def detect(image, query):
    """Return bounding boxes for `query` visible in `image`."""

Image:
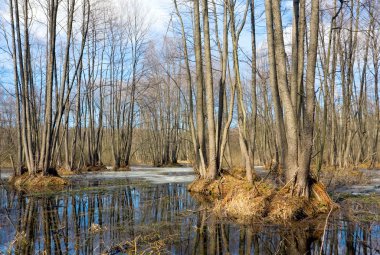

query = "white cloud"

[141,0,172,34]
[112,0,173,35]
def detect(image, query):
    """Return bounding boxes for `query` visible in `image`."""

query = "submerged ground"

[0,166,379,254]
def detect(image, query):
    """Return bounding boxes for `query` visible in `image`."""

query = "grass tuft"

[188,170,336,222]
[9,172,68,191]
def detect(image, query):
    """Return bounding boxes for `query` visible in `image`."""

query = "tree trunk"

[9,0,23,176]
[264,0,287,171]
[250,0,257,173]
[202,0,217,179]
[193,0,207,177]
[297,0,320,197]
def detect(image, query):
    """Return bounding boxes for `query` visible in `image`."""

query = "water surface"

[0,167,379,254]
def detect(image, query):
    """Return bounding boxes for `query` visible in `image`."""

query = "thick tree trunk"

[193,0,207,177]
[202,0,217,179]
[271,0,299,181]
[40,0,59,174]
[265,0,320,197]
[297,0,320,197]
[264,0,287,171]
[212,0,228,175]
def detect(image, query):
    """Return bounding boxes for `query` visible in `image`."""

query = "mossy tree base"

[188,172,337,222]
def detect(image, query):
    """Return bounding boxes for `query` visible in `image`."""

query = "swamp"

[0,0,380,254]
[0,167,379,254]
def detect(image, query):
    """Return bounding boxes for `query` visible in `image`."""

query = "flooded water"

[0,167,379,254]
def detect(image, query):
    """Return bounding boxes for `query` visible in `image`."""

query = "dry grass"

[188,171,336,222]
[271,180,336,220]
[316,166,368,190]
[89,223,107,234]
[268,195,309,220]
[82,164,107,172]
[104,224,178,254]
[6,231,27,253]
[338,194,380,222]
[9,172,68,191]
[177,159,191,165]
[187,178,221,196]
[215,189,271,223]
[356,162,380,169]
[116,165,131,171]
[57,167,77,176]
[188,171,253,198]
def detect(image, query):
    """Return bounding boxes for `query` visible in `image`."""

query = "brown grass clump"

[188,172,253,197]
[357,162,380,170]
[88,223,107,234]
[227,167,246,179]
[9,172,68,191]
[215,190,271,222]
[105,225,177,254]
[157,162,184,167]
[268,181,336,221]
[187,178,221,196]
[82,164,107,172]
[268,195,309,220]
[57,167,77,176]
[116,165,131,171]
[316,166,368,190]
[188,172,335,222]
[177,159,191,165]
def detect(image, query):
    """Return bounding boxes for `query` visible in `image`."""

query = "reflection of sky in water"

[0,167,379,254]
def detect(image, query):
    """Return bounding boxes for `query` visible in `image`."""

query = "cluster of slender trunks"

[3,0,379,198]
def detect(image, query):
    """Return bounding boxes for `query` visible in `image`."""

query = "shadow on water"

[0,173,379,254]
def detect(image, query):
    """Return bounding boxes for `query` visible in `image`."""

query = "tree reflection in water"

[0,183,378,254]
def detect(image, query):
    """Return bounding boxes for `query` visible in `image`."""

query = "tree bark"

[297,0,320,197]
[193,0,207,177]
